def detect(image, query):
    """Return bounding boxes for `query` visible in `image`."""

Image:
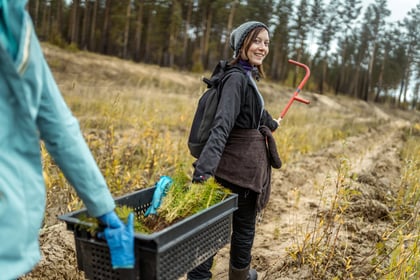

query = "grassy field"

[35,43,419,279]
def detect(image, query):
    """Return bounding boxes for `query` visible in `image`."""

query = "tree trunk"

[181,0,193,68]
[365,42,377,102]
[335,43,347,95]
[164,0,181,67]
[223,0,238,59]
[100,0,112,54]
[292,39,303,88]
[69,0,80,44]
[54,0,63,37]
[412,82,419,110]
[200,3,213,69]
[374,51,387,103]
[29,0,40,29]
[123,0,132,59]
[398,76,405,107]
[318,56,328,94]
[89,0,98,51]
[41,1,50,39]
[81,0,90,50]
[402,66,411,106]
[133,0,144,62]
[143,3,155,64]
[270,46,281,80]
[278,50,289,82]
[349,66,360,98]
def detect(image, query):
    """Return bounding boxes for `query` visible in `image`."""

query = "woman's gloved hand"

[192,174,209,183]
[97,211,135,269]
[144,175,173,216]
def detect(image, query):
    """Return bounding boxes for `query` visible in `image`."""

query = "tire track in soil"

[210,119,409,279]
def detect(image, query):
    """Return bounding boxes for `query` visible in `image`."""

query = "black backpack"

[188,60,241,158]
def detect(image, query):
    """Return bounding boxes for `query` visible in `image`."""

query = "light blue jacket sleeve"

[36,55,116,217]
[0,1,117,278]
[2,0,116,217]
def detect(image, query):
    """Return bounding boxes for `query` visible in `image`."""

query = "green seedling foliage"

[76,205,151,235]
[77,169,231,235]
[158,175,231,224]
[75,213,99,236]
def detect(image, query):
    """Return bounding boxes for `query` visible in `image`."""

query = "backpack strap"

[203,60,248,97]
[203,60,230,88]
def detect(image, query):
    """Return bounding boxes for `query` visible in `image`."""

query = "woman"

[188,21,281,280]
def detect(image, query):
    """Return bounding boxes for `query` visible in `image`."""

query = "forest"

[27,0,419,109]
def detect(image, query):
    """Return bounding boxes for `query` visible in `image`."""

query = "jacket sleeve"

[261,109,279,132]
[35,52,115,218]
[193,72,246,181]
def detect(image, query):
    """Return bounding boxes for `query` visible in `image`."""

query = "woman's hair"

[230,26,268,79]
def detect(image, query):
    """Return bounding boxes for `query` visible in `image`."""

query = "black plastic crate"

[59,186,238,280]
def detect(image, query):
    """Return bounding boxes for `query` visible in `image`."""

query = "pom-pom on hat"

[230,21,269,58]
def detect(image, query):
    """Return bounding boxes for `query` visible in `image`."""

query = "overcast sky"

[361,0,419,22]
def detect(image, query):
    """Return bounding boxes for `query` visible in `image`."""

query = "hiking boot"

[248,268,258,280]
[229,263,258,280]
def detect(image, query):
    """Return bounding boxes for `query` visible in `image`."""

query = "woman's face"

[241,29,270,66]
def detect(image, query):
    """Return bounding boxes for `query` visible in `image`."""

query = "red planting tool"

[277,59,311,123]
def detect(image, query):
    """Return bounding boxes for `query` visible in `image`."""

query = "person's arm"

[261,109,279,132]
[36,56,115,216]
[193,72,245,182]
[34,38,134,268]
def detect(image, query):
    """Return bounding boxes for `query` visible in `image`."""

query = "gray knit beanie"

[230,21,269,58]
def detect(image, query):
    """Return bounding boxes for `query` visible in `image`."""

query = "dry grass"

[41,42,388,215]
[41,43,419,278]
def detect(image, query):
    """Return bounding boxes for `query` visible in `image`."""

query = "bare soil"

[208,105,413,280]
[20,45,419,280]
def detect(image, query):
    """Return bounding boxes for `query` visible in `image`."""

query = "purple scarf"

[239,59,260,81]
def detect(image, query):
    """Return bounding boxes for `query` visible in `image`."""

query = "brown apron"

[215,127,281,210]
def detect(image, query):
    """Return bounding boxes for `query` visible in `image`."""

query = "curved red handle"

[279,59,311,120]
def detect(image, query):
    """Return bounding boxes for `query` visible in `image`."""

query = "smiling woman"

[241,28,270,67]
[187,21,281,280]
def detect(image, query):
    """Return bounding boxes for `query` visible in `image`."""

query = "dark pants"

[187,177,258,280]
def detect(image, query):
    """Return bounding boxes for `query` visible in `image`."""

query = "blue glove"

[144,175,173,216]
[97,211,135,269]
